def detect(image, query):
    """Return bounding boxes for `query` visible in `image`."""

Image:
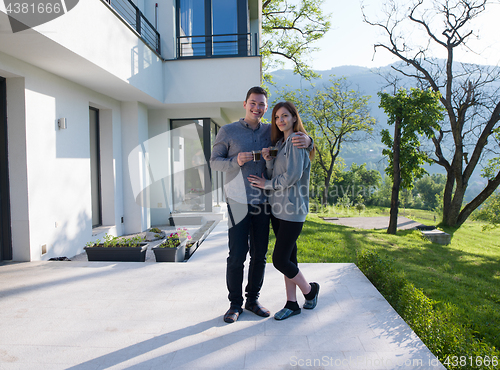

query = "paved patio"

[0,221,445,369]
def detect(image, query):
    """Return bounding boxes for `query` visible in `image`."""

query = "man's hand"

[237,152,253,166]
[291,132,312,149]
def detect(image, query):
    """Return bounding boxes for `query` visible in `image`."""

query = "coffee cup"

[252,150,262,162]
[269,146,278,158]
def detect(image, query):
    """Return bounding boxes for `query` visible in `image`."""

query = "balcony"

[105,0,161,55]
[177,33,259,59]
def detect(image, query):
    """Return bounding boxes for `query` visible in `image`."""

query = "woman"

[248,101,319,320]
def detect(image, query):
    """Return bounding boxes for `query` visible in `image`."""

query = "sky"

[307,0,500,71]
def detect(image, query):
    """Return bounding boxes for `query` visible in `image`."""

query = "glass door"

[212,0,238,55]
[210,121,223,206]
[0,76,12,261]
[171,119,206,212]
[89,108,102,228]
[178,0,207,56]
[177,0,249,57]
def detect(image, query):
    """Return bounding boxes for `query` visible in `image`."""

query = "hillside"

[267,65,397,173]
[266,65,490,200]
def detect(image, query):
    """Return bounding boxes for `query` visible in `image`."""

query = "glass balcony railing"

[105,0,161,55]
[177,33,259,58]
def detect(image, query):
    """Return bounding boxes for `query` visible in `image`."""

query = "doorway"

[170,118,221,212]
[0,77,12,261]
[89,107,102,228]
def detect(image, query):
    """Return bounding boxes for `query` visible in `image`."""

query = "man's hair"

[245,86,268,101]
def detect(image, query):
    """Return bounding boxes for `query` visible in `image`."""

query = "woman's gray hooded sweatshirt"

[264,132,311,222]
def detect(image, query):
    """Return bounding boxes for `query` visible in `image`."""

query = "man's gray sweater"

[210,119,272,205]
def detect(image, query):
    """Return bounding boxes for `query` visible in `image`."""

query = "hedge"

[356,250,499,369]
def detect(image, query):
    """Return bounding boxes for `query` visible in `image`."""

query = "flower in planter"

[176,227,192,241]
[84,234,144,248]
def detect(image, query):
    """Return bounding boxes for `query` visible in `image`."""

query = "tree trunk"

[456,171,500,227]
[388,118,402,234]
[442,153,466,227]
[441,170,455,226]
[322,165,334,205]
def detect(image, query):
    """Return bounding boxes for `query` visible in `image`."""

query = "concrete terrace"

[0,221,445,370]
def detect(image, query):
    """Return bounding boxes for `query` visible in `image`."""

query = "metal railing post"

[136,9,141,35]
[254,33,258,56]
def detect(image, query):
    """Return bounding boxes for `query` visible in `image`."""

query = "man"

[210,87,312,323]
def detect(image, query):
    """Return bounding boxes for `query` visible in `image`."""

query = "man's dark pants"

[226,199,270,308]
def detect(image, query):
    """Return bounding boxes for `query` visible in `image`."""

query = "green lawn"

[267,207,500,351]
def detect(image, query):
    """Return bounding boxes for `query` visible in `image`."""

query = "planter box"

[184,241,199,260]
[153,242,186,262]
[84,243,148,262]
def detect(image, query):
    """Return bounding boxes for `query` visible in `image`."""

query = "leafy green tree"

[335,163,381,205]
[278,77,376,204]
[472,128,500,229]
[262,0,331,83]
[364,0,500,227]
[413,174,446,211]
[371,174,392,208]
[379,88,444,234]
[471,191,500,229]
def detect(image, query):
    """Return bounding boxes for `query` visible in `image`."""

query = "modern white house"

[0,0,262,261]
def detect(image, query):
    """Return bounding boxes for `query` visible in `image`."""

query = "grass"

[267,207,500,352]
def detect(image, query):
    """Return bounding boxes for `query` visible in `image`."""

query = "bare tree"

[363,0,500,227]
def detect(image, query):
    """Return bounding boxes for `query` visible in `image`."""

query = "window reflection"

[171,120,206,212]
[177,0,249,57]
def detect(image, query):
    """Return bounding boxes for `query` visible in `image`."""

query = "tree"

[279,77,377,205]
[262,0,331,83]
[363,0,500,228]
[413,173,446,210]
[371,174,393,208]
[336,163,381,205]
[471,191,500,229]
[379,88,444,234]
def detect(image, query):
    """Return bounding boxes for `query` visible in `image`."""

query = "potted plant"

[84,234,147,262]
[152,230,187,262]
[212,204,222,213]
[185,239,198,259]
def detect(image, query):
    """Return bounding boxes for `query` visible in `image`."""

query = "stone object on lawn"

[421,229,451,245]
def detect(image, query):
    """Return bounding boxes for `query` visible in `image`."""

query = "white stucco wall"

[0,52,128,261]
[163,57,261,105]
[0,0,164,104]
[0,0,263,261]
[121,101,151,235]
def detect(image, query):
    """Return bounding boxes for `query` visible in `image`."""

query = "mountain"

[266,65,395,173]
[266,65,491,200]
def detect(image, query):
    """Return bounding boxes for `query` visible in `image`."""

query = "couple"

[210,86,319,323]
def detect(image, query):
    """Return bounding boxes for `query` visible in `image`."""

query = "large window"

[177,0,250,57]
[170,119,222,213]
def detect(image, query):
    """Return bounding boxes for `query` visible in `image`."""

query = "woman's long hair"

[271,101,315,160]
